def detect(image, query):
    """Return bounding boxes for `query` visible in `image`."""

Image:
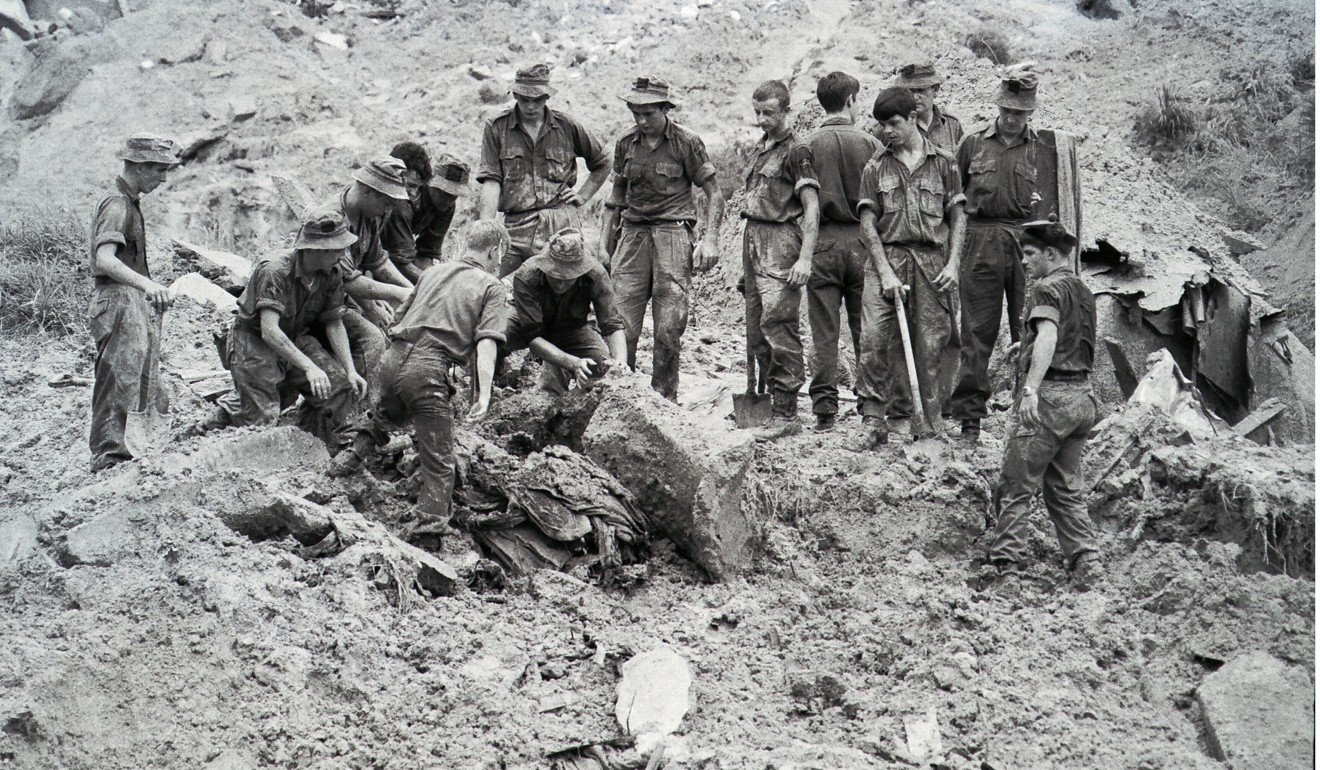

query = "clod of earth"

[1195,650,1314,769]
[615,644,692,755]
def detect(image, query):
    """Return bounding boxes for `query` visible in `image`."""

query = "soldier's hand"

[306,366,332,400]
[1018,391,1040,430]
[146,284,176,313]
[879,272,905,298]
[786,257,812,288]
[693,239,719,273]
[347,372,369,400]
[568,357,596,389]
[468,399,490,421]
[933,263,959,293]
[1005,341,1022,368]
[563,189,586,207]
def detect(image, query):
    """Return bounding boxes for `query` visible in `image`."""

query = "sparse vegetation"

[0,208,90,335]
[963,27,1014,66]
[1133,85,1199,151]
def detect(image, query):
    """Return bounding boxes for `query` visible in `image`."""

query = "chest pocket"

[652,160,686,195]
[544,146,574,183]
[745,155,784,188]
[1013,161,1038,183]
[916,178,944,217]
[874,172,903,214]
[968,154,997,176]
[501,146,530,180]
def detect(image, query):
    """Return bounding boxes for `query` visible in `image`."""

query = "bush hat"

[622,76,678,107]
[510,63,555,98]
[995,62,1039,110]
[430,154,472,197]
[1021,214,1077,252]
[536,227,596,281]
[353,156,410,201]
[295,207,358,250]
[893,63,944,90]
[116,133,180,166]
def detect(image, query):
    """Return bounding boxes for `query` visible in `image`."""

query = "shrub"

[963,28,1014,66]
[1133,85,1199,151]
[0,208,90,336]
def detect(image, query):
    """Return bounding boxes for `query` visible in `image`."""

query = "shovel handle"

[893,289,929,434]
[137,311,164,411]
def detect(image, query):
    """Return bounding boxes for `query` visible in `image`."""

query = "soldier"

[505,228,628,394]
[853,88,966,446]
[602,75,724,401]
[891,63,964,152]
[87,133,179,471]
[804,71,881,432]
[201,209,377,448]
[950,65,1054,440]
[477,63,610,277]
[981,217,1101,588]
[332,156,416,336]
[330,222,511,544]
[739,80,820,440]
[383,142,467,282]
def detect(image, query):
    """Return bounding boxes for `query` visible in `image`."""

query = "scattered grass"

[1133,85,1199,151]
[963,27,1014,66]
[0,208,89,336]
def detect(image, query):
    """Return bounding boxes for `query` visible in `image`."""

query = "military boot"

[328,431,378,478]
[755,392,802,442]
[847,416,888,451]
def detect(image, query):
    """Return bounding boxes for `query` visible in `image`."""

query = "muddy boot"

[180,407,230,438]
[1070,551,1103,590]
[755,393,802,442]
[813,414,836,433]
[967,557,1025,592]
[959,418,981,440]
[404,514,453,551]
[847,416,888,451]
[328,431,377,478]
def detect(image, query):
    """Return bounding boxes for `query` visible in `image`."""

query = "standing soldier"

[739,80,820,440]
[505,228,628,394]
[981,217,1101,588]
[477,63,611,278]
[330,222,511,545]
[891,63,963,151]
[853,88,966,446]
[804,71,881,432]
[603,76,725,401]
[332,156,416,337]
[196,209,375,448]
[950,65,1055,440]
[384,142,467,282]
[87,133,179,471]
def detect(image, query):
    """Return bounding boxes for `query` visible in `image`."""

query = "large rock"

[60,509,137,567]
[0,514,37,567]
[162,426,330,477]
[583,378,758,580]
[1196,650,1313,769]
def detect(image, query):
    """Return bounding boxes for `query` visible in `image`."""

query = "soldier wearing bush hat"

[86,132,181,471]
[477,62,610,277]
[384,143,468,282]
[890,62,964,152]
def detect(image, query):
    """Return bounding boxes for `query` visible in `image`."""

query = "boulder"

[60,509,137,567]
[162,426,330,477]
[1196,650,1313,769]
[583,377,758,580]
[169,273,238,314]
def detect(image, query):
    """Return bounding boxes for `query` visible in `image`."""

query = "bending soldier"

[333,156,416,333]
[383,142,466,282]
[87,133,180,471]
[603,75,725,401]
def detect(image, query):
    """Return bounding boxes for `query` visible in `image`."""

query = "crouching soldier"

[330,221,510,543]
[505,228,628,393]
[88,133,180,471]
[197,209,379,447]
[982,217,1102,588]
[853,88,966,446]
[384,142,467,282]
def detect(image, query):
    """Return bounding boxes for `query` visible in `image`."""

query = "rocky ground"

[0,0,1314,767]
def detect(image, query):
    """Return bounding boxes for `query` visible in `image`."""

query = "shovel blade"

[124,407,171,458]
[732,393,773,429]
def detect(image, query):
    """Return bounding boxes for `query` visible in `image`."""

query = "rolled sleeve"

[248,264,288,319]
[787,144,819,193]
[856,161,881,214]
[682,134,716,187]
[92,198,130,250]
[605,139,629,208]
[573,121,609,173]
[1027,283,1062,326]
[941,156,966,213]
[477,284,510,345]
[318,276,347,324]
[476,120,504,186]
[504,273,543,347]
[382,202,417,265]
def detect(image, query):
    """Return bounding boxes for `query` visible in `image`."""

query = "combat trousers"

[88,284,165,470]
[612,221,693,401]
[536,326,611,394]
[951,221,1026,421]
[743,221,805,412]
[988,380,1101,565]
[806,222,866,417]
[216,320,382,448]
[855,244,953,431]
[356,337,458,525]
[501,206,576,278]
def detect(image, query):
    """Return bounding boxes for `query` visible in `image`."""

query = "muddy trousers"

[951,220,1026,421]
[988,380,1101,565]
[612,221,693,401]
[216,321,382,449]
[500,206,577,278]
[88,284,165,470]
[535,326,611,394]
[354,337,458,524]
[806,224,866,417]
[855,245,953,431]
[743,221,805,414]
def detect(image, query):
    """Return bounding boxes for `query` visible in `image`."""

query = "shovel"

[894,287,932,439]
[124,313,170,458]
[733,346,773,429]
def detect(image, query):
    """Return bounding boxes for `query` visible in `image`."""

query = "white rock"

[615,645,692,754]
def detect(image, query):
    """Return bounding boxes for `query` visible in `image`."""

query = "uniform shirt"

[957,121,1042,221]
[234,250,347,337]
[740,131,819,224]
[607,120,717,224]
[89,176,149,285]
[329,187,389,282]
[505,257,625,350]
[858,139,965,247]
[389,259,508,362]
[1022,272,1096,375]
[477,107,609,215]
[804,117,881,225]
[382,186,457,264]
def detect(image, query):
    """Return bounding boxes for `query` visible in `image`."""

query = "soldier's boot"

[328,430,378,478]
[754,392,802,443]
[846,416,888,452]
[1070,551,1103,591]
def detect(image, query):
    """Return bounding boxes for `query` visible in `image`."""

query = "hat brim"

[526,252,597,281]
[354,170,411,201]
[894,74,944,89]
[117,150,181,167]
[510,83,555,98]
[429,178,470,197]
[295,231,358,250]
[621,92,677,107]
[995,92,1038,110]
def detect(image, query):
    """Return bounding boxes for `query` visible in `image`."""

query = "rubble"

[1196,650,1313,769]
[583,378,760,581]
[615,645,692,755]
[59,508,137,566]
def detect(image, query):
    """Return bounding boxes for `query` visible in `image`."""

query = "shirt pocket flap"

[655,161,684,179]
[1014,161,1038,181]
[757,157,784,177]
[969,155,997,174]
[875,172,902,192]
[544,146,573,163]
[500,145,527,160]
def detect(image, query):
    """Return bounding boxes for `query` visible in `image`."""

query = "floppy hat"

[353,156,410,201]
[1021,214,1077,252]
[295,207,359,250]
[533,227,596,281]
[430,154,472,197]
[893,63,944,90]
[510,63,555,98]
[116,133,180,166]
[622,76,678,107]
[995,62,1039,110]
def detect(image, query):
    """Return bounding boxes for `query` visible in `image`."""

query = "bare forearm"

[93,248,159,292]
[577,167,610,204]
[859,212,895,280]
[325,319,357,377]
[373,260,413,290]
[798,190,820,263]
[260,320,315,373]
[1024,323,1057,391]
[701,182,724,244]
[529,336,575,369]
[605,330,627,362]
[474,338,497,405]
[346,275,411,303]
[602,209,621,257]
[478,181,500,220]
[946,204,967,271]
